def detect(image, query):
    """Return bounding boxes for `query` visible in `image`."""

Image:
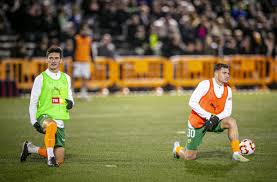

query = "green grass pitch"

[0,92,277,182]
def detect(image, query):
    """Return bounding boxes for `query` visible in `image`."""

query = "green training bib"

[36,72,70,121]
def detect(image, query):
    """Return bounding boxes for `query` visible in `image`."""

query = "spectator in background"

[57,7,69,34]
[61,22,77,42]
[12,2,43,40]
[138,4,151,33]
[265,32,275,57]
[151,1,162,19]
[127,14,141,44]
[238,35,253,54]
[252,31,266,54]
[152,10,181,43]
[179,15,196,44]
[231,1,248,20]
[73,26,93,99]
[133,25,147,55]
[162,35,185,57]
[41,5,60,40]
[147,25,162,55]
[82,0,100,19]
[99,1,129,36]
[127,14,149,54]
[223,38,237,55]
[223,29,238,55]
[205,35,221,56]
[97,33,116,59]
[223,11,237,30]
[14,39,28,58]
[0,0,277,58]
[194,39,205,55]
[49,38,60,47]
[234,29,243,47]
[34,36,48,57]
[0,12,10,34]
[183,42,195,55]
[62,38,74,75]
[196,16,208,41]
[69,5,83,31]
[63,39,74,58]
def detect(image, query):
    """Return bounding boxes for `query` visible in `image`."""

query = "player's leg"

[20,116,58,165]
[20,115,50,162]
[20,141,48,162]
[81,78,89,97]
[73,62,82,95]
[221,117,249,162]
[173,121,204,160]
[20,141,32,162]
[42,119,58,166]
[80,62,91,99]
[54,127,66,166]
[55,147,65,165]
[173,142,197,160]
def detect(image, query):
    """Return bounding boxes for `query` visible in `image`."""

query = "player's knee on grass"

[183,150,197,160]
[55,147,65,165]
[179,150,197,160]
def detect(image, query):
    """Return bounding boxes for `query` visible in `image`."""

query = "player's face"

[47,52,62,73]
[215,68,230,84]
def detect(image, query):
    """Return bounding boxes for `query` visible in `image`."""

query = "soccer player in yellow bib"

[20,46,74,167]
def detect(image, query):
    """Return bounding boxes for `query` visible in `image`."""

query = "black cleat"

[48,157,59,167]
[20,141,31,162]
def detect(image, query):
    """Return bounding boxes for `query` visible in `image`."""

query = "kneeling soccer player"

[20,46,74,167]
[173,63,249,162]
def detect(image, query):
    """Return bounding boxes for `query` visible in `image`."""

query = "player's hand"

[65,99,73,110]
[203,115,220,132]
[33,122,45,134]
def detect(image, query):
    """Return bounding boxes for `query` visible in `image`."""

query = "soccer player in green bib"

[20,46,74,167]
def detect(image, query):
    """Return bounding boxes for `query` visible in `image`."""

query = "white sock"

[233,151,239,155]
[47,148,55,160]
[27,143,39,154]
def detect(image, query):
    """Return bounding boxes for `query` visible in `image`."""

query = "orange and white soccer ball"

[239,139,256,155]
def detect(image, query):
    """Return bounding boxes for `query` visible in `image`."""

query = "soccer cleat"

[232,153,250,162]
[173,141,180,159]
[20,141,31,162]
[48,157,59,167]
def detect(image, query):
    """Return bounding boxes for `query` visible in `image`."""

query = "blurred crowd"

[0,0,276,59]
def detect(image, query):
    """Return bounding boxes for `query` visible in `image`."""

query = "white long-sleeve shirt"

[29,69,74,128]
[189,78,232,120]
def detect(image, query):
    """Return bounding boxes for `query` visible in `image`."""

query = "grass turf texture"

[0,92,277,182]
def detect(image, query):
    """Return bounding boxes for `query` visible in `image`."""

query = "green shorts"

[37,114,65,148]
[185,121,225,150]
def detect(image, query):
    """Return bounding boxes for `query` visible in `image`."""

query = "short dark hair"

[214,63,229,72]
[46,46,63,58]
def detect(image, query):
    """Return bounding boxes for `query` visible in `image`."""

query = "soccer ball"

[239,139,256,155]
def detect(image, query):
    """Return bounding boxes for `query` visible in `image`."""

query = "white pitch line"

[176,131,186,134]
[105,164,117,168]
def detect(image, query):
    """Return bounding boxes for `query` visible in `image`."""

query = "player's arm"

[65,74,74,110]
[29,75,44,133]
[189,80,211,120]
[216,87,232,120]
